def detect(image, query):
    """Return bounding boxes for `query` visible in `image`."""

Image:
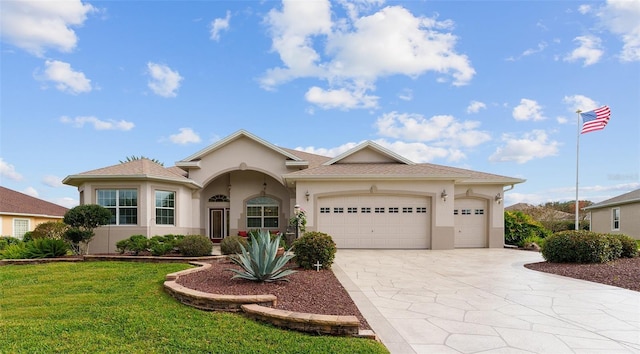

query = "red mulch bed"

[525,257,640,292]
[176,259,371,330]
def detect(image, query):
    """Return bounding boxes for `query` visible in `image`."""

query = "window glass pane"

[156,191,174,208]
[263,206,278,217]
[119,208,137,225]
[264,218,279,228]
[247,206,262,217]
[14,219,29,239]
[106,208,116,225]
[119,189,137,206]
[247,218,262,228]
[156,209,174,225]
[97,190,116,207]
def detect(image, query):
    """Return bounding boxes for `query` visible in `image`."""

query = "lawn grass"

[0,262,388,353]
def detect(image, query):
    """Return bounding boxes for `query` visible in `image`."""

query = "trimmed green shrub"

[0,236,22,251]
[605,234,638,258]
[22,231,34,242]
[542,230,624,263]
[504,211,550,246]
[115,235,149,255]
[30,221,68,240]
[23,239,69,258]
[220,235,249,255]
[149,235,175,256]
[292,231,337,270]
[177,235,212,257]
[228,230,296,282]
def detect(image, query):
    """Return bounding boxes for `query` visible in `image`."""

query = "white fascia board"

[175,161,201,169]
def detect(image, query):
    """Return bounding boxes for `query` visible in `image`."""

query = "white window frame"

[246,197,279,229]
[97,189,138,225]
[612,207,620,231]
[13,218,30,239]
[155,190,176,225]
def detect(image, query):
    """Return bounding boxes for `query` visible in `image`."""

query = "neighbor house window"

[155,191,175,225]
[612,208,620,230]
[246,197,279,228]
[97,189,138,225]
[13,219,29,239]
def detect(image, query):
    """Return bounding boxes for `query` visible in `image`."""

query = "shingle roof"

[284,161,524,184]
[0,186,68,217]
[584,189,640,210]
[63,159,201,188]
[278,147,332,168]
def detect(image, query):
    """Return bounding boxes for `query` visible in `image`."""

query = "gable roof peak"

[324,140,415,166]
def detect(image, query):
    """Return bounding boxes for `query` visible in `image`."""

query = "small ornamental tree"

[30,221,69,240]
[63,204,112,255]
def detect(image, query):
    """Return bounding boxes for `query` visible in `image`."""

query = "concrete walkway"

[332,249,640,354]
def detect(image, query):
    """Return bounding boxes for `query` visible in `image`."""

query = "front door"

[209,209,226,242]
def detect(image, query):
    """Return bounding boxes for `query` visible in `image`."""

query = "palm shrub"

[177,235,212,257]
[292,231,337,270]
[1,243,28,259]
[23,239,69,258]
[0,236,22,251]
[228,229,296,282]
[220,235,249,255]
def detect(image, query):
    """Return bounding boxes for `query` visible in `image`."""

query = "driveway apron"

[332,249,640,354]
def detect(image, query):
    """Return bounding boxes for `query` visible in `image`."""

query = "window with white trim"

[97,189,138,225]
[246,197,279,228]
[389,207,399,213]
[155,191,175,225]
[361,207,371,213]
[403,207,413,213]
[416,207,427,213]
[320,207,330,213]
[334,207,344,213]
[612,208,620,230]
[13,219,29,239]
[347,207,358,213]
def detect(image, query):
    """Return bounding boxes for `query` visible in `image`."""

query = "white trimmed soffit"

[176,129,306,165]
[1,212,65,219]
[62,174,202,190]
[284,174,465,183]
[323,141,415,166]
[455,177,526,185]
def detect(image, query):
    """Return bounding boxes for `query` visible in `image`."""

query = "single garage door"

[454,198,487,248]
[317,194,431,249]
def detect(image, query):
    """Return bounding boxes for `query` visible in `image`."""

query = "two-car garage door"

[317,195,431,249]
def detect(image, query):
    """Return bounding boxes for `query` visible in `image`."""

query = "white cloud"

[371,111,490,162]
[512,98,545,121]
[23,187,39,197]
[210,11,231,41]
[54,197,79,209]
[295,141,360,157]
[563,94,599,112]
[598,0,640,62]
[40,60,91,94]
[564,35,603,66]
[556,116,569,124]
[578,4,592,14]
[398,88,413,101]
[147,62,183,98]
[305,86,378,110]
[466,100,486,114]
[261,2,475,109]
[169,128,201,145]
[489,130,560,164]
[0,158,23,181]
[507,42,548,61]
[0,0,95,56]
[43,175,64,188]
[60,116,134,131]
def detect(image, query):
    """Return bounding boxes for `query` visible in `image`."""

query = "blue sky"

[1,0,638,209]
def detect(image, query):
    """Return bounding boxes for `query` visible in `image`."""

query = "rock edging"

[164,261,371,339]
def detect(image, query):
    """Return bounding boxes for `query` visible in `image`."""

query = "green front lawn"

[0,262,387,353]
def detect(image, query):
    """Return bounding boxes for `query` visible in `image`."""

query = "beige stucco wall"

[0,214,64,238]
[589,203,640,239]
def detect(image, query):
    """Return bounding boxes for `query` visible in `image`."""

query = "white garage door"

[317,194,431,249]
[454,198,487,248]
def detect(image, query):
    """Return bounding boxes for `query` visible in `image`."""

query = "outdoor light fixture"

[441,190,448,202]
[495,193,503,204]
[305,190,310,201]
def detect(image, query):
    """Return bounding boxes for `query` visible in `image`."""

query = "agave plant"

[228,229,296,282]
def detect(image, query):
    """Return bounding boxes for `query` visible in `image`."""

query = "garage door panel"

[454,198,487,248]
[318,195,430,249]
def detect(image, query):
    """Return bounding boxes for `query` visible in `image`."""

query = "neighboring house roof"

[63,159,202,189]
[0,186,68,218]
[584,189,640,210]
[505,203,534,211]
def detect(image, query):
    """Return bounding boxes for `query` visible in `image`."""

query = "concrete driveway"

[332,249,640,354]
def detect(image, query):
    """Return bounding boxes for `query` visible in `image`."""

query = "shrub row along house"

[63,130,524,254]
[0,186,68,238]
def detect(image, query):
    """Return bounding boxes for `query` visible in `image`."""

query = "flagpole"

[575,110,582,230]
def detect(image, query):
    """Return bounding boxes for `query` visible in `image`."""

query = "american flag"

[580,105,611,134]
